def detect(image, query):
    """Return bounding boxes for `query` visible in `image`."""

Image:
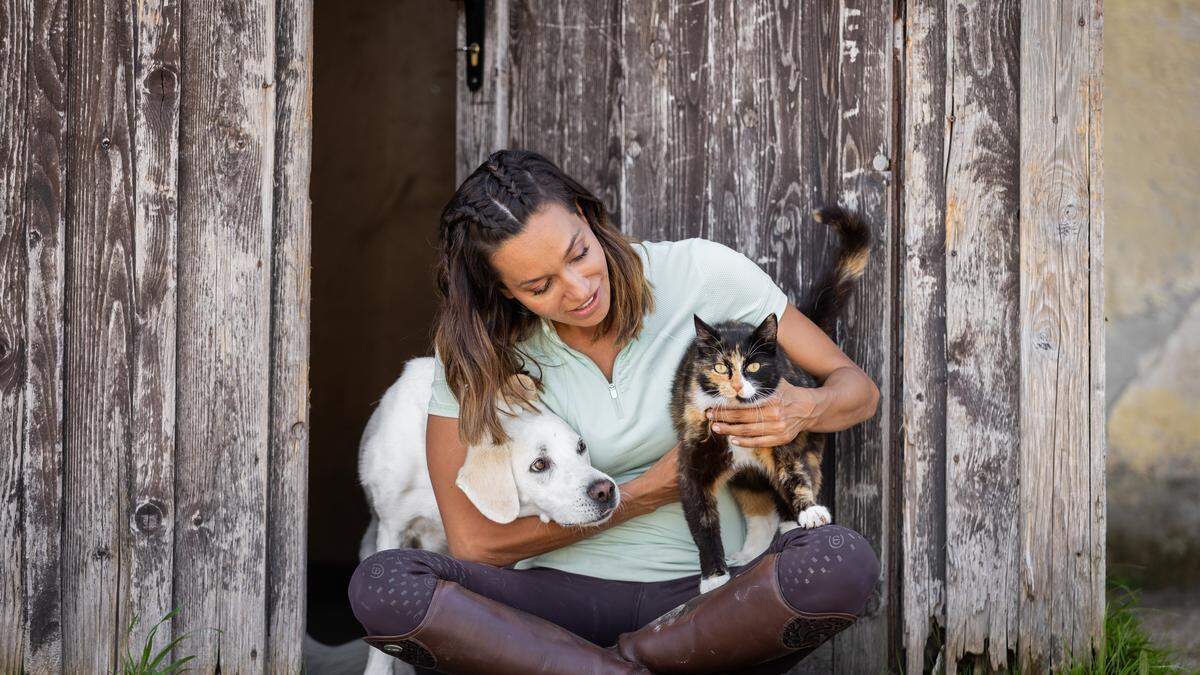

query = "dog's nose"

[587,479,615,505]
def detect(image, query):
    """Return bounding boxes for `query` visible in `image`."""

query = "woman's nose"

[563,270,590,302]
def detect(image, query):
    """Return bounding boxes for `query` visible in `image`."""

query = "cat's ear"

[752,312,780,343]
[693,315,722,346]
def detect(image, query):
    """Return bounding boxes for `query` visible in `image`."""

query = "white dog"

[355,357,620,675]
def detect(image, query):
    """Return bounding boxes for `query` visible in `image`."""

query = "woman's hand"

[620,444,681,512]
[706,379,832,447]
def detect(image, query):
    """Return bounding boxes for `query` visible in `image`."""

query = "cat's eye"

[530,457,550,473]
[714,363,728,374]
[746,362,761,373]
[576,439,587,455]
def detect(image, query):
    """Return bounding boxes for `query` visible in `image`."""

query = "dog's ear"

[511,372,539,402]
[455,442,519,523]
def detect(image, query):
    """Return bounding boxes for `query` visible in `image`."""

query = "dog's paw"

[699,572,730,594]
[796,505,832,529]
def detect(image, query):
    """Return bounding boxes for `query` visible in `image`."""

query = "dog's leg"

[375,518,401,554]
[359,517,380,562]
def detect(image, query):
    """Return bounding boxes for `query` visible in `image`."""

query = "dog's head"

[455,373,619,526]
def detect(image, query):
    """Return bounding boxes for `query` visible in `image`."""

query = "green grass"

[900,579,1193,674]
[1060,583,1193,675]
[119,608,220,675]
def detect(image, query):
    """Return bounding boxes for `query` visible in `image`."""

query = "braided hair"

[432,149,654,445]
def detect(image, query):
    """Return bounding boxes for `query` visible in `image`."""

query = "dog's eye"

[577,440,587,455]
[530,458,550,473]
[714,363,728,374]
[746,362,760,373]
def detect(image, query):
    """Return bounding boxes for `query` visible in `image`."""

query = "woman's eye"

[531,282,551,296]
[577,440,587,455]
[572,246,589,262]
[714,363,728,374]
[746,362,760,373]
[530,458,550,473]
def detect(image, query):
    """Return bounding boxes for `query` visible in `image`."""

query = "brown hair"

[433,149,654,445]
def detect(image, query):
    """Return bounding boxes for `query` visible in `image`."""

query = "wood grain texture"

[176,0,276,668]
[61,0,138,667]
[0,0,34,662]
[0,0,32,666]
[1086,3,1106,670]
[455,0,511,183]
[619,0,710,242]
[121,0,181,658]
[507,0,623,220]
[830,1,896,672]
[13,0,69,668]
[1018,0,1104,670]
[942,2,1021,672]
[900,1,947,672]
[266,0,313,667]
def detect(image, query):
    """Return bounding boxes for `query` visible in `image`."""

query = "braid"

[486,161,532,209]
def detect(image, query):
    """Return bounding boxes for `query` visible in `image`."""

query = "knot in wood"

[133,500,165,534]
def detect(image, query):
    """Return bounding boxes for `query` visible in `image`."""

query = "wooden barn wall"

[458,0,1104,672]
[0,0,312,670]
[458,0,899,671]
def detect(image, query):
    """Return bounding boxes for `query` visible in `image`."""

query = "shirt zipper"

[607,382,625,419]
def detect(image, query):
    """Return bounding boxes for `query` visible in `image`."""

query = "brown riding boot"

[615,553,858,673]
[362,578,650,674]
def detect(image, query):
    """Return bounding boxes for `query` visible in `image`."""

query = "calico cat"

[670,206,870,593]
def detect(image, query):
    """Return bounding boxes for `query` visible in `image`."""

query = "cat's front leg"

[679,469,730,592]
[776,465,832,531]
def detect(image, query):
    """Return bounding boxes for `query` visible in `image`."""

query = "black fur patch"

[780,614,854,651]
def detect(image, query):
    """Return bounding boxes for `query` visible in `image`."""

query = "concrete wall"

[1105,0,1200,588]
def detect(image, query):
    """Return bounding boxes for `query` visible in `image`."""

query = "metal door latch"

[455,0,485,91]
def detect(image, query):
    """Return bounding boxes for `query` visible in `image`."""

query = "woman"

[348,149,881,674]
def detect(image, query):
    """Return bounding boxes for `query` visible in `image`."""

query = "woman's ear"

[455,442,520,523]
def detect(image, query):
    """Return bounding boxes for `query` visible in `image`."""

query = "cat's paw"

[778,520,800,534]
[698,572,730,594]
[729,550,758,566]
[796,505,832,529]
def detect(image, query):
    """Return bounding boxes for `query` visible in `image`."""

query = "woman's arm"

[426,413,681,567]
[707,303,880,445]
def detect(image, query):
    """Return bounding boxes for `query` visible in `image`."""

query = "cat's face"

[692,313,780,403]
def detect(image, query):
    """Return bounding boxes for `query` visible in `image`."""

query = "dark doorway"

[308,0,457,645]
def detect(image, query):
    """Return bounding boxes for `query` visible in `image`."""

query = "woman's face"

[489,201,611,331]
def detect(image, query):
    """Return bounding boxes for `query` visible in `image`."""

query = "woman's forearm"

[462,476,662,567]
[809,365,880,433]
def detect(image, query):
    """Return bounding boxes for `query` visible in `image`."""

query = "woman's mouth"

[569,290,599,316]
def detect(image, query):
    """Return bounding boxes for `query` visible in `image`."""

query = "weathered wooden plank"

[455,0,511,183]
[795,6,842,668]
[176,0,276,668]
[61,0,138,667]
[1018,0,1105,669]
[619,0,710,242]
[942,2,1021,673]
[900,0,948,672]
[0,0,33,666]
[15,0,69,668]
[120,0,181,658]
[1086,1,1106,666]
[831,0,896,672]
[507,0,623,219]
[266,0,312,668]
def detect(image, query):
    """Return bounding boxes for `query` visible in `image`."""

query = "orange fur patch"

[730,486,776,517]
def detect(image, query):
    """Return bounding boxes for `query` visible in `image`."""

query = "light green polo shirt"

[429,238,790,582]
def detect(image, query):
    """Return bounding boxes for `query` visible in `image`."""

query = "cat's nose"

[587,479,615,505]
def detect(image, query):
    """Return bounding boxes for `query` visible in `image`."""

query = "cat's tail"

[801,206,871,335]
